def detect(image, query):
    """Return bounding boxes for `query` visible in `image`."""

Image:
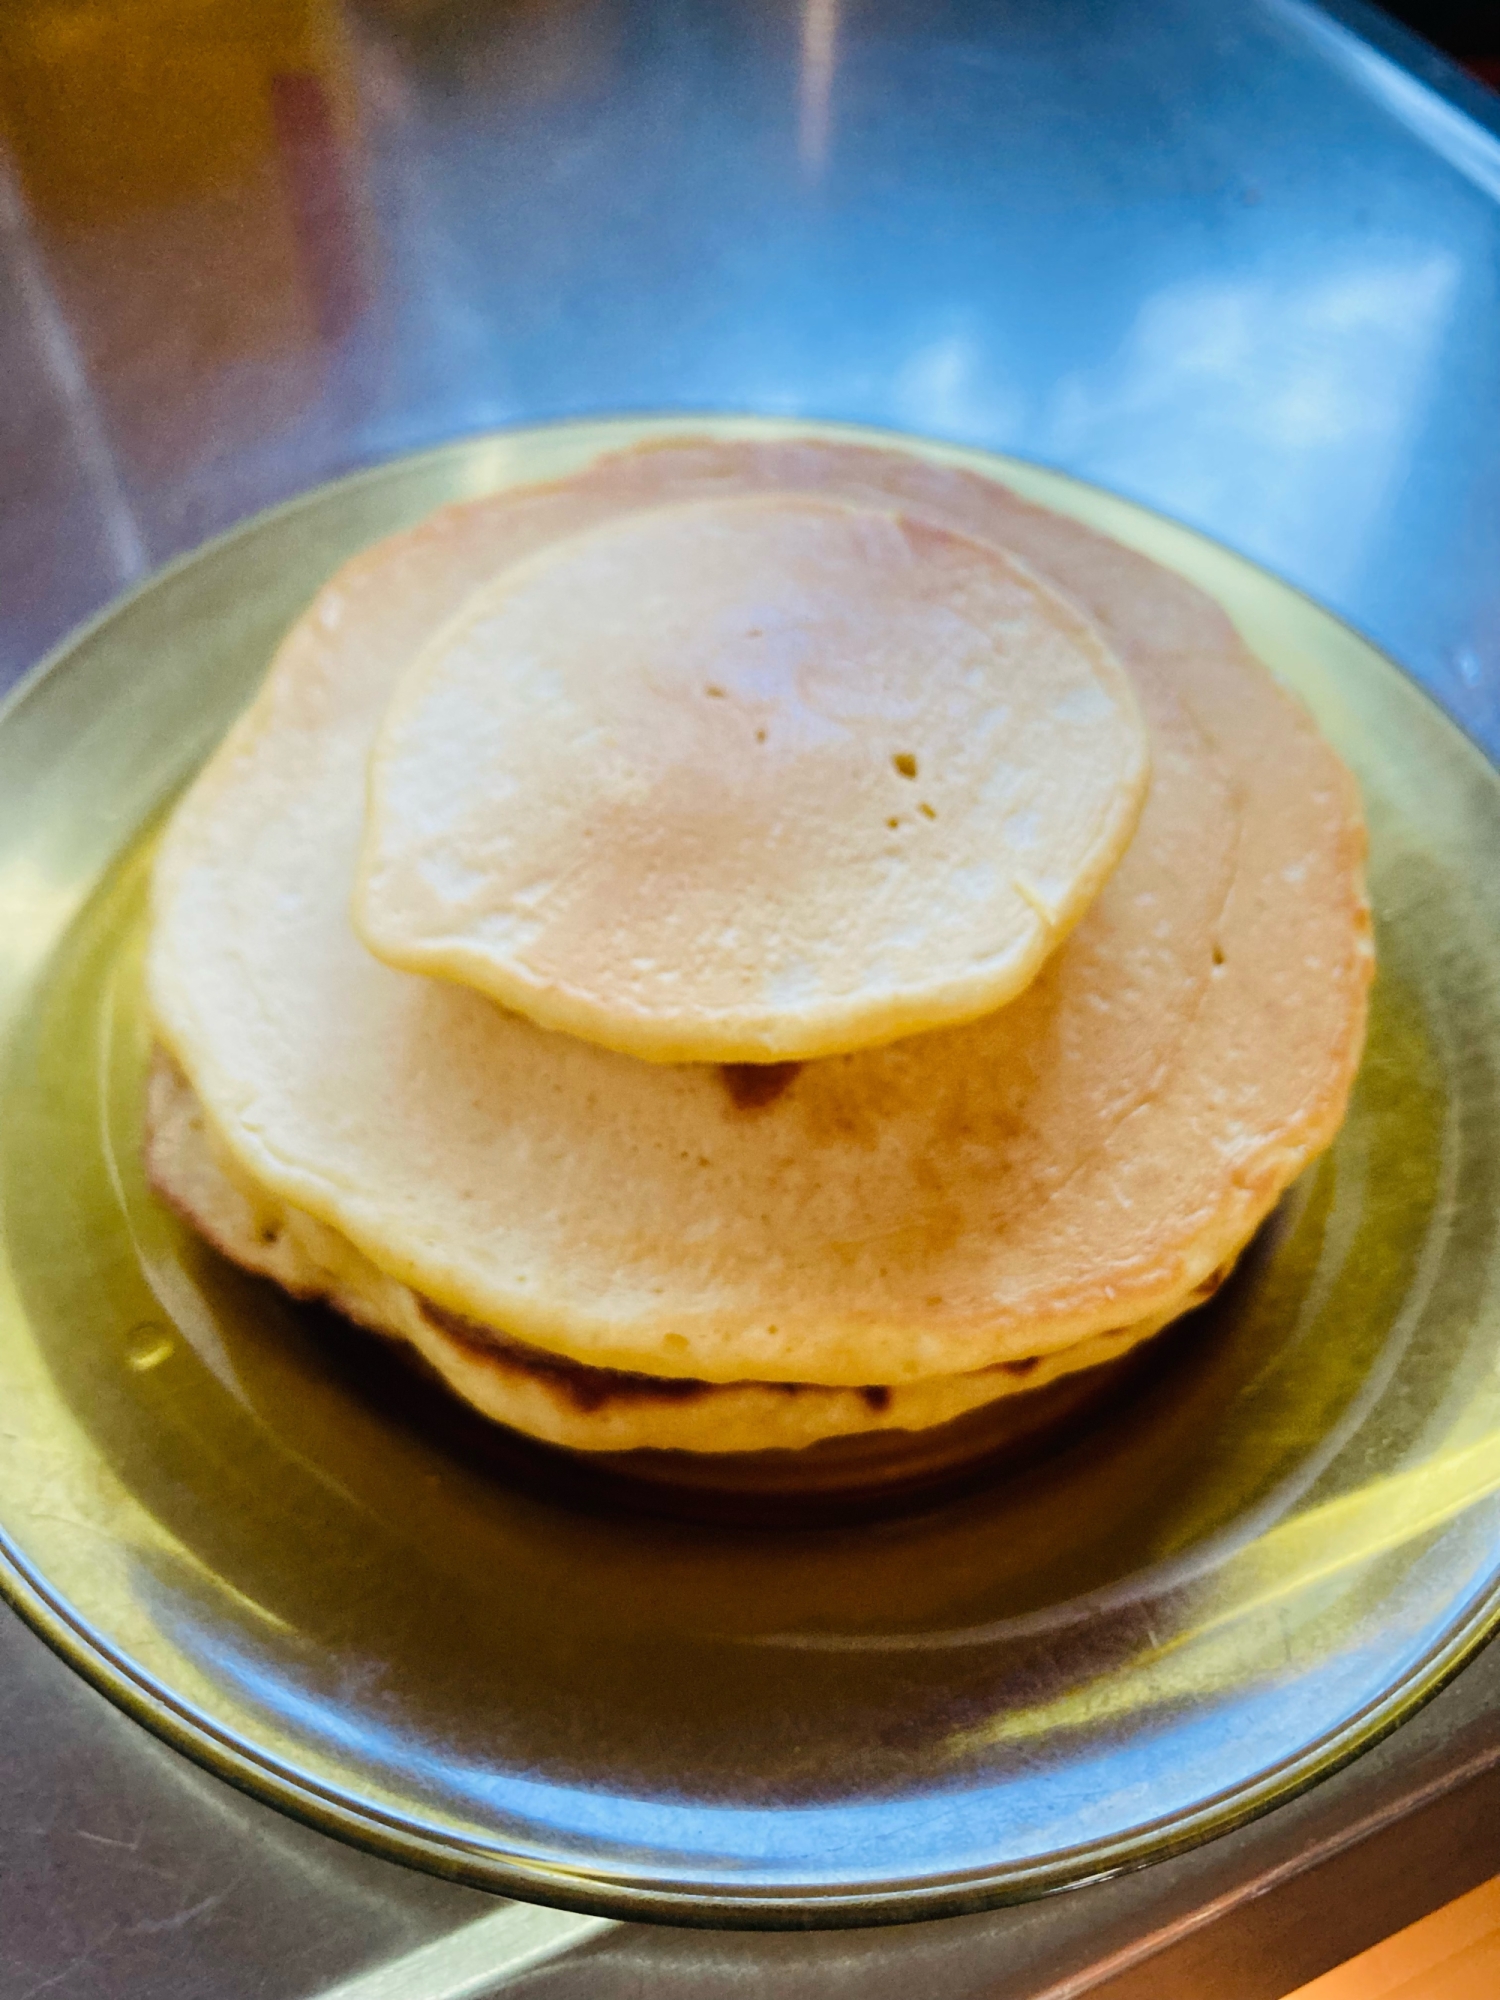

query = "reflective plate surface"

[2,417,1500,1926]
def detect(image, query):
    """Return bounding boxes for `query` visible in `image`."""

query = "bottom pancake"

[146,1050,1242,1456]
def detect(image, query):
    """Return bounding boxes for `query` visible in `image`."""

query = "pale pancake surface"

[145,1050,1222,1454]
[146,437,1372,1391]
[357,493,1150,1061]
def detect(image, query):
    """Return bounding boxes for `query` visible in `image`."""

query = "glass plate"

[2,418,1499,1928]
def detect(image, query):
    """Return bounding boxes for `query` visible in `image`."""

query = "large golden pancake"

[145,1049,1229,1453]
[356,493,1149,1062]
[146,438,1371,1394]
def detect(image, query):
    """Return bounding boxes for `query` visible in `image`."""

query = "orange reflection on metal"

[1283,1876,1500,2000]
[0,0,370,482]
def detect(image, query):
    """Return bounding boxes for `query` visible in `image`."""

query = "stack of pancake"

[145,436,1373,1466]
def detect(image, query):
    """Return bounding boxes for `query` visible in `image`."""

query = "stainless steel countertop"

[4,0,1499,1992]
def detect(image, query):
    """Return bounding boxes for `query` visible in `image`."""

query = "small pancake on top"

[356,493,1149,1063]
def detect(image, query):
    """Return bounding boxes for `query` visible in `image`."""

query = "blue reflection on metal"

[338,2,1500,750]
[162,1514,1500,1879]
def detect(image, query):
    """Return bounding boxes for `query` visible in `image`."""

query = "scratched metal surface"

[2,0,1500,1993]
